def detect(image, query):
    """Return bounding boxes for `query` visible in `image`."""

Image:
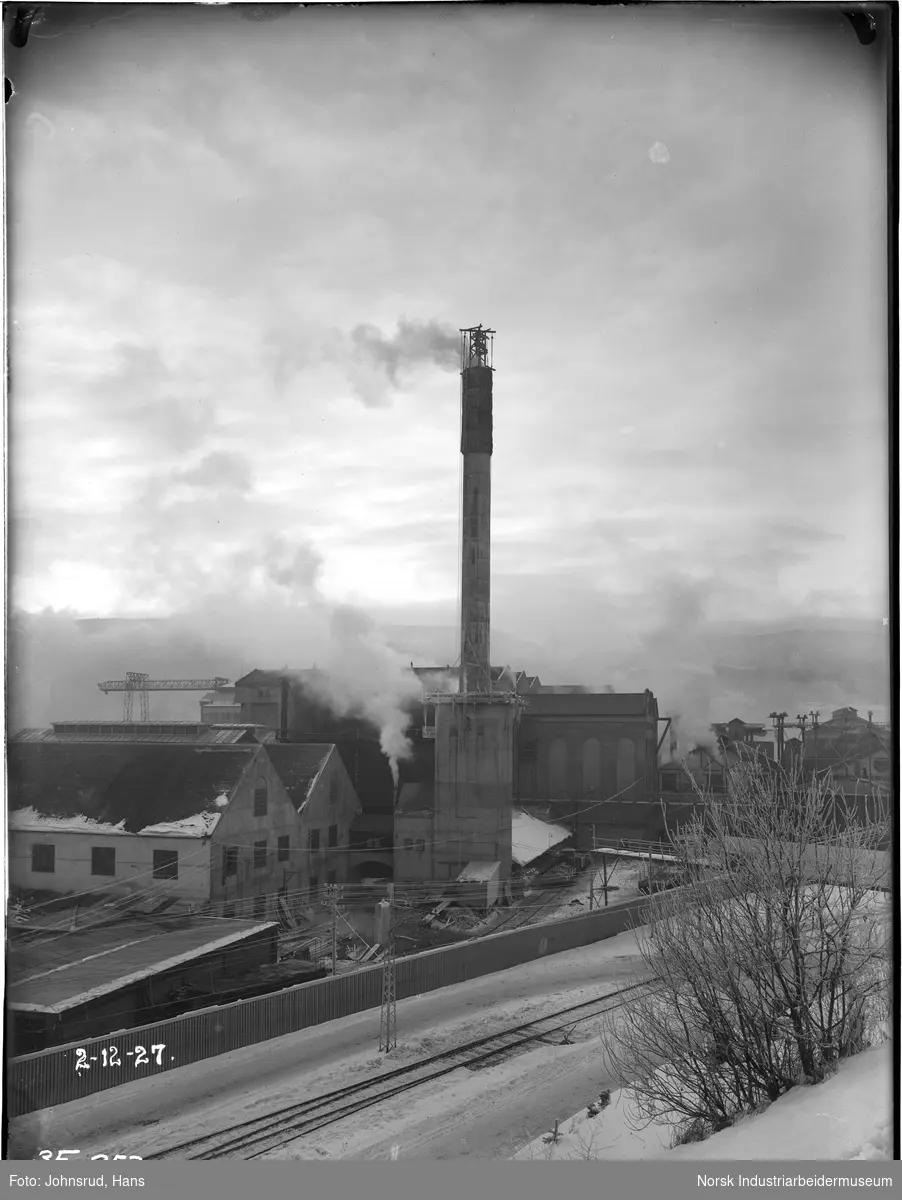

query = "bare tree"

[603,757,890,1144]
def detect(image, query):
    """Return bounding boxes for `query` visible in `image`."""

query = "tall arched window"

[549,737,568,796]
[616,738,636,794]
[582,738,601,796]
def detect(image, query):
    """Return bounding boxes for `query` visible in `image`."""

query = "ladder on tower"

[97,672,232,720]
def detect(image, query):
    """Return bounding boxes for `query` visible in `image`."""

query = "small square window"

[277,835,290,862]
[404,838,413,850]
[153,849,178,880]
[31,844,55,873]
[91,846,116,876]
[416,839,426,853]
[254,840,267,871]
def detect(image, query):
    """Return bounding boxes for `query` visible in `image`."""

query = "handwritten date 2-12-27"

[74,1044,167,1074]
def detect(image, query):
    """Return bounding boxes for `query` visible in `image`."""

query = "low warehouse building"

[7,916,277,1052]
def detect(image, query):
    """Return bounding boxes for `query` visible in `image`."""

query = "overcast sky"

[8,5,890,667]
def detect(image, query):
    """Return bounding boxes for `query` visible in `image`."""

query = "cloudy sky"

[6,4,891,718]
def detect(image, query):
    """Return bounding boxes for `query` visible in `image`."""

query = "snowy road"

[8,925,647,1162]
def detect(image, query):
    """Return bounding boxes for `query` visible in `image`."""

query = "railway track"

[144,978,654,1161]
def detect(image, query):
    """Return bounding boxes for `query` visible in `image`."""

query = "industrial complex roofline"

[425,690,526,706]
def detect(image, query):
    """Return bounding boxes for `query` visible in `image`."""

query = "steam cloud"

[300,606,424,787]
[347,318,459,406]
[8,532,426,789]
[9,567,889,784]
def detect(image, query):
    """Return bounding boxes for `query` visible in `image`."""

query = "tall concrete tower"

[426,324,520,892]
[459,325,495,694]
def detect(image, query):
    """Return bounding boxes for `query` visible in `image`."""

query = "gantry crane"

[98,672,232,721]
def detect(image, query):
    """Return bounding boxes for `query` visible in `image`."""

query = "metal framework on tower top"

[460,325,495,370]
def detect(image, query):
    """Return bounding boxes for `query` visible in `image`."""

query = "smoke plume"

[347,318,459,406]
[8,527,426,788]
[299,606,423,786]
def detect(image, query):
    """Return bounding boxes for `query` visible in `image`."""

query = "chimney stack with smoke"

[459,326,495,694]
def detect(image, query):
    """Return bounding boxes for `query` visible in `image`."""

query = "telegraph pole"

[379,884,397,1053]
[327,883,343,976]
[769,711,788,763]
[589,826,595,910]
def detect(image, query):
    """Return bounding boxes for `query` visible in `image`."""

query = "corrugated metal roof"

[8,918,277,1013]
[7,743,256,834]
[10,723,270,746]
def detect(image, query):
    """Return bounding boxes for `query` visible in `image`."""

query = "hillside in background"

[7,610,891,735]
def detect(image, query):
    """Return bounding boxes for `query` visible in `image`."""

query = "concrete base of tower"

[428,691,522,885]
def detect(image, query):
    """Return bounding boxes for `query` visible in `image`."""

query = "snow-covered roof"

[456,861,500,883]
[7,742,254,837]
[511,809,571,866]
[9,805,224,839]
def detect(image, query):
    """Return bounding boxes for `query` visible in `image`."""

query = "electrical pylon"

[379,884,397,1052]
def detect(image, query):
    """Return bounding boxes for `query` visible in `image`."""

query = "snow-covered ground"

[667,1044,893,1161]
[527,857,648,926]
[12,878,885,1164]
[513,1043,892,1162]
[8,923,649,1161]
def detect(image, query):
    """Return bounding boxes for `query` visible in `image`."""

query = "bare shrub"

[604,758,890,1142]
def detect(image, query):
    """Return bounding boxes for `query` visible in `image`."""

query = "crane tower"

[98,672,232,721]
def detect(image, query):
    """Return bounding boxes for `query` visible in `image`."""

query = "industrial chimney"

[459,325,495,694]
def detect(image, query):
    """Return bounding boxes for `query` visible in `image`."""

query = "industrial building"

[213,327,667,895]
[7,915,278,1052]
[11,720,275,745]
[7,737,360,920]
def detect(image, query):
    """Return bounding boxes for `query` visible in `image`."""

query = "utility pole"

[588,825,596,911]
[769,711,788,763]
[327,883,343,976]
[379,883,397,1053]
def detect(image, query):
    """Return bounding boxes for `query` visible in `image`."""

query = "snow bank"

[666,1043,893,1161]
[514,1043,892,1162]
